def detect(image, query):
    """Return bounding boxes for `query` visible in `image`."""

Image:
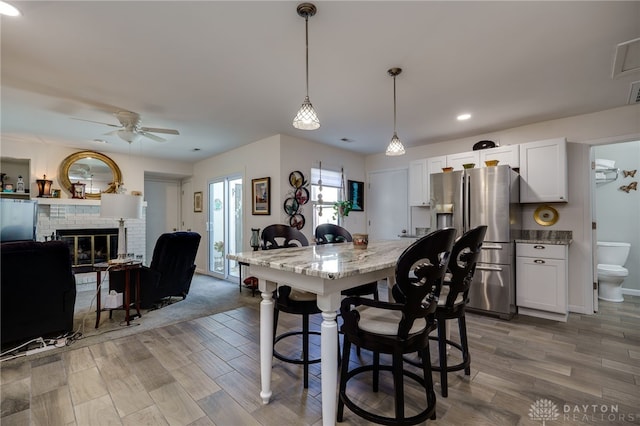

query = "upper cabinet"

[409,156,446,206]
[479,145,520,168]
[409,159,428,206]
[519,138,568,203]
[446,151,480,170]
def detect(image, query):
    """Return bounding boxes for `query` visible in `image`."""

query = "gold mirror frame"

[59,151,122,199]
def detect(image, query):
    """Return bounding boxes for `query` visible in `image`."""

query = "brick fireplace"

[36,199,146,285]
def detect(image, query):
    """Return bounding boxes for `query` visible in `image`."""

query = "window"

[310,167,342,229]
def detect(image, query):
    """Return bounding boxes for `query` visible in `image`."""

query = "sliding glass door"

[208,174,242,280]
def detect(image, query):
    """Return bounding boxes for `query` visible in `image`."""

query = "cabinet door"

[519,137,567,202]
[425,156,447,204]
[516,256,567,313]
[479,145,520,168]
[408,159,428,206]
[446,151,480,171]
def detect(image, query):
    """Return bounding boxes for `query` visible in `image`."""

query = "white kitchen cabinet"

[425,156,447,204]
[516,243,568,321]
[519,137,568,202]
[408,159,429,206]
[479,145,520,168]
[446,151,480,171]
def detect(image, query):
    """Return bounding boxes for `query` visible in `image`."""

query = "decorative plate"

[533,205,559,226]
[289,171,306,188]
[472,140,496,150]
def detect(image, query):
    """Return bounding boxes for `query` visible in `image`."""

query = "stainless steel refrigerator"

[430,165,520,319]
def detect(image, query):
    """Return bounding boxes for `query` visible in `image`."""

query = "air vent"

[612,37,640,79]
[629,81,640,105]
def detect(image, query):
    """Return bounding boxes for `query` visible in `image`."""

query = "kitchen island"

[227,239,414,426]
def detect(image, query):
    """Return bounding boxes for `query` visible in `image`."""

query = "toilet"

[597,241,631,302]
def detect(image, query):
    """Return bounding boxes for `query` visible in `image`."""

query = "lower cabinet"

[516,243,568,321]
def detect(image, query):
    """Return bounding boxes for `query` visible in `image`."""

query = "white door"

[367,168,408,241]
[144,178,181,263]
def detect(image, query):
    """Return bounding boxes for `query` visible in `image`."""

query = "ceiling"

[2,1,639,162]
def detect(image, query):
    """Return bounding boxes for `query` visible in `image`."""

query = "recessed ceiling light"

[92,139,108,144]
[457,113,471,121]
[0,1,21,16]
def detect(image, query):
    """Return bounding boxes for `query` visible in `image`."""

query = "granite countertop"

[228,240,415,280]
[514,230,572,245]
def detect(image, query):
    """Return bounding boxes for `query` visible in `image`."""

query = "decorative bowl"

[442,167,454,173]
[462,163,475,169]
[485,160,499,167]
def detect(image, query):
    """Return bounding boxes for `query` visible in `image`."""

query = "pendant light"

[386,67,406,156]
[292,3,320,130]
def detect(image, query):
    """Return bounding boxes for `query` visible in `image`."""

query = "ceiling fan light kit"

[292,2,320,131]
[385,67,406,156]
[73,110,179,144]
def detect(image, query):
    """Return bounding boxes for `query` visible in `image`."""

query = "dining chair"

[429,225,487,397]
[337,227,457,425]
[261,224,320,388]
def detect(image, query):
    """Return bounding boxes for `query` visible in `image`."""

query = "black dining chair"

[337,228,457,425]
[429,225,487,397]
[315,224,379,300]
[261,224,320,388]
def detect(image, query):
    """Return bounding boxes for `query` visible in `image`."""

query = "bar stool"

[337,228,457,425]
[262,224,320,388]
[429,225,486,397]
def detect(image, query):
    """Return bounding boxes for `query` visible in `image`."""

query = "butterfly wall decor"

[622,169,637,178]
[619,181,637,193]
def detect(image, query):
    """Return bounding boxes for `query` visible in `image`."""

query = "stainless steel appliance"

[430,165,520,319]
[0,198,37,242]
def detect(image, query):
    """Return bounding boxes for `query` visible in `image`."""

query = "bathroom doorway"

[591,139,640,307]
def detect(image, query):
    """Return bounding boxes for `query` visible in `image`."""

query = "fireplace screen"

[57,228,118,268]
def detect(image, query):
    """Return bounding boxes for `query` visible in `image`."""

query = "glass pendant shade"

[386,132,406,156]
[293,96,320,130]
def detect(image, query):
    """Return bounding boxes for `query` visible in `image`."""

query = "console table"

[94,261,142,328]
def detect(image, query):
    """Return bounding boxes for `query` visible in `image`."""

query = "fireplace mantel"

[35,198,147,207]
[36,198,100,206]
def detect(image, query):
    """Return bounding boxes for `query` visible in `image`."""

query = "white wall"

[190,134,368,274]
[365,103,640,314]
[0,137,193,197]
[594,141,640,293]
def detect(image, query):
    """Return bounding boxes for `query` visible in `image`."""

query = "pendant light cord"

[305,15,310,97]
[393,75,397,134]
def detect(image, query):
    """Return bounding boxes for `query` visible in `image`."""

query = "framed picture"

[252,177,271,215]
[348,180,364,212]
[194,191,203,212]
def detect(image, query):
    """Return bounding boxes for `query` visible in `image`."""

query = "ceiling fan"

[72,110,180,143]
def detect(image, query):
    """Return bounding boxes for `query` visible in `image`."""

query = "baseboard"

[622,288,640,297]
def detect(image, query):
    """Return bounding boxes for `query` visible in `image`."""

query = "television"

[0,198,37,242]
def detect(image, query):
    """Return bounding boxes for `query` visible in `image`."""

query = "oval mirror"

[59,151,122,199]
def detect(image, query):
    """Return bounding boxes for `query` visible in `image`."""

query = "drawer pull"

[534,259,546,264]
[534,245,546,250]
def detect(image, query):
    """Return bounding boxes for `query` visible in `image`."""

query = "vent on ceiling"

[612,37,640,79]
[629,81,640,105]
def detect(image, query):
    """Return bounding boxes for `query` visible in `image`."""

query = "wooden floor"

[1,292,639,425]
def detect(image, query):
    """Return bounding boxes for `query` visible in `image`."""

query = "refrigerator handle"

[464,174,471,232]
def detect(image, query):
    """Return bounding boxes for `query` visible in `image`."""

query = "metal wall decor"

[284,170,309,229]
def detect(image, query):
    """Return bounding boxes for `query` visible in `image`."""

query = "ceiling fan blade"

[140,131,167,143]
[140,126,179,135]
[71,117,122,128]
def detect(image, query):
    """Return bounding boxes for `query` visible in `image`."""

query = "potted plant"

[332,200,353,220]
[214,241,224,271]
